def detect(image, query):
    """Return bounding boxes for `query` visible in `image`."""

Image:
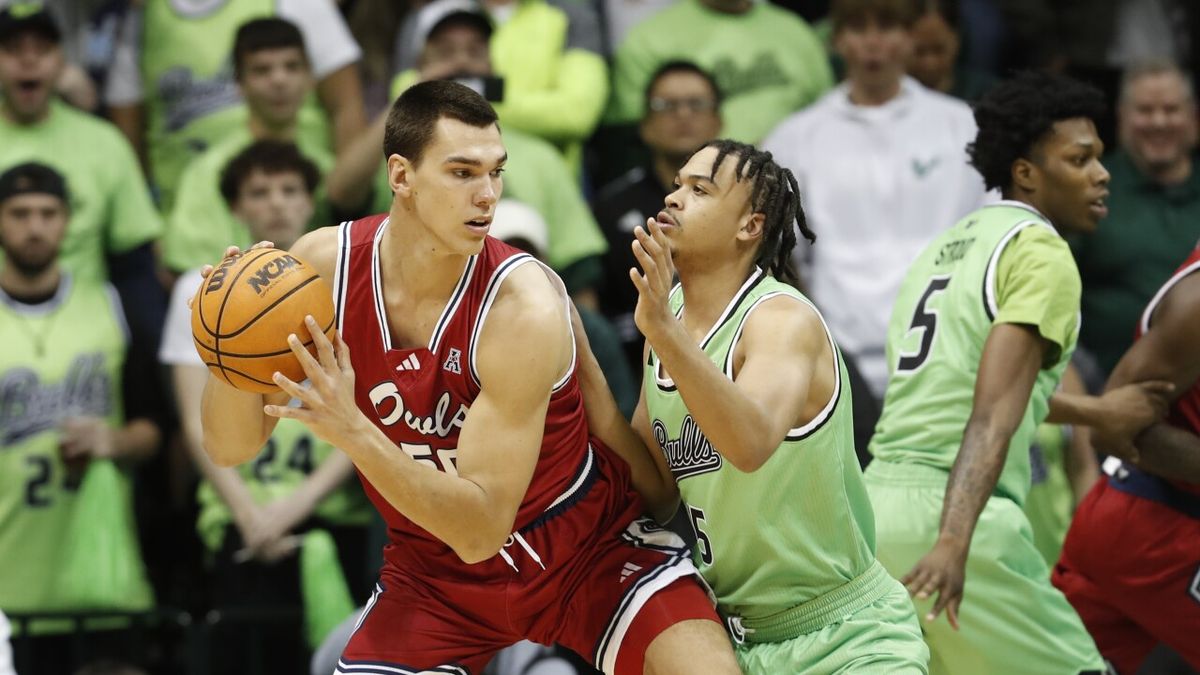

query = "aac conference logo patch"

[170,0,230,18]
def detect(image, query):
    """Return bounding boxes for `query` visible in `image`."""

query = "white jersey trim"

[428,255,478,353]
[369,218,392,348]
[1140,258,1200,334]
[653,269,765,392]
[333,221,352,334]
[467,253,540,389]
[983,219,1055,321]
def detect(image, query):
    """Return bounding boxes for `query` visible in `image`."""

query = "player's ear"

[1011,157,1038,195]
[388,154,413,197]
[736,212,765,243]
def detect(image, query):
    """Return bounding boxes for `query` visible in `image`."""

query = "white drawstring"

[496,532,546,572]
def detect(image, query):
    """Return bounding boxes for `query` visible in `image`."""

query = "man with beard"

[0,163,160,675]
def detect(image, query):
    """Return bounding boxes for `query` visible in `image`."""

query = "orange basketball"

[191,248,336,393]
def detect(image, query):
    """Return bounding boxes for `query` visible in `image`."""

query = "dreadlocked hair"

[701,139,813,287]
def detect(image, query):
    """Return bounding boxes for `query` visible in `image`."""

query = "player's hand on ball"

[903,539,966,631]
[264,315,369,450]
[630,217,678,342]
[188,241,277,310]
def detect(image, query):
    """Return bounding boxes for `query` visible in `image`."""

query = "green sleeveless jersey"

[869,200,1081,506]
[645,270,877,620]
[0,277,131,614]
[196,417,373,552]
[142,0,332,211]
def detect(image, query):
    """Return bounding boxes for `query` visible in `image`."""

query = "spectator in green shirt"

[163,18,335,274]
[333,2,608,302]
[1071,59,1200,376]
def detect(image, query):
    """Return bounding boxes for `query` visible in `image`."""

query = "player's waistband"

[519,444,600,534]
[863,459,1024,504]
[723,561,893,644]
[1104,458,1200,520]
[862,459,949,488]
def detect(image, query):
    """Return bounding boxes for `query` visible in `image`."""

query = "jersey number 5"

[688,505,714,565]
[897,276,951,373]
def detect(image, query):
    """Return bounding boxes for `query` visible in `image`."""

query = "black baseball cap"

[0,2,61,44]
[0,162,69,207]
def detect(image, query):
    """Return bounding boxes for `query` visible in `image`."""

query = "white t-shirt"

[764,77,989,398]
[160,270,206,367]
[0,609,13,675]
[105,0,362,106]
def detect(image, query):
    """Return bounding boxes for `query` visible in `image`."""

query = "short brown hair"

[382,80,499,166]
[832,0,920,32]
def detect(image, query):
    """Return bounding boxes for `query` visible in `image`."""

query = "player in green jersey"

[578,139,929,673]
[866,71,1172,675]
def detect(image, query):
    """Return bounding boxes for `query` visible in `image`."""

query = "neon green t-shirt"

[869,201,1081,506]
[607,0,832,143]
[161,119,333,272]
[0,101,162,283]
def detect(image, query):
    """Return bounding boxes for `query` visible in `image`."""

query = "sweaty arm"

[340,265,570,562]
[1101,273,1200,483]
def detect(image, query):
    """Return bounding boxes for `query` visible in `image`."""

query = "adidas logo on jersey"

[443,348,462,374]
[395,354,421,372]
[619,562,642,583]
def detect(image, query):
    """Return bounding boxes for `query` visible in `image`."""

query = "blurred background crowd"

[0,0,1198,673]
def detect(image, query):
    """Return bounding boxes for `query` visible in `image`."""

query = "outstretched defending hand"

[630,217,678,343]
[264,315,371,452]
[903,539,966,631]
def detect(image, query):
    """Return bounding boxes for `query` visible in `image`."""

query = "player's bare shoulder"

[475,261,572,387]
[744,293,829,355]
[288,226,341,282]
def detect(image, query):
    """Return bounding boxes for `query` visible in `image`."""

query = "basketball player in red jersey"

[199,81,739,674]
[1052,244,1200,674]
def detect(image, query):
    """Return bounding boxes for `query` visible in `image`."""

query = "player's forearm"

[595,408,680,522]
[200,375,278,466]
[111,418,159,463]
[346,428,514,563]
[937,418,1010,551]
[1131,423,1200,484]
[327,111,386,211]
[648,321,778,472]
[1064,426,1100,507]
[1045,391,1103,426]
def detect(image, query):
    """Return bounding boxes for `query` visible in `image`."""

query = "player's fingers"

[929,584,955,620]
[271,372,311,403]
[264,402,309,421]
[947,596,961,631]
[306,316,337,370]
[286,332,324,380]
[334,332,353,375]
[628,265,648,294]
[223,245,241,260]
[631,239,658,278]
[249,240,275,251]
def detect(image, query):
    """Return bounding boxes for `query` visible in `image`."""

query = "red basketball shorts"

[337,451,719,675]
[1053,477,1200,675]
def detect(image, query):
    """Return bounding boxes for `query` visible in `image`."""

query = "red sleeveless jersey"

[1135,244,1200,495]
[333,215,602,576]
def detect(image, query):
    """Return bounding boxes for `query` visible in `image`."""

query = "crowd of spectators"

[0,0,1198,673]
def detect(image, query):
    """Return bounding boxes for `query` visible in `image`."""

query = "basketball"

[191,248,336,393]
